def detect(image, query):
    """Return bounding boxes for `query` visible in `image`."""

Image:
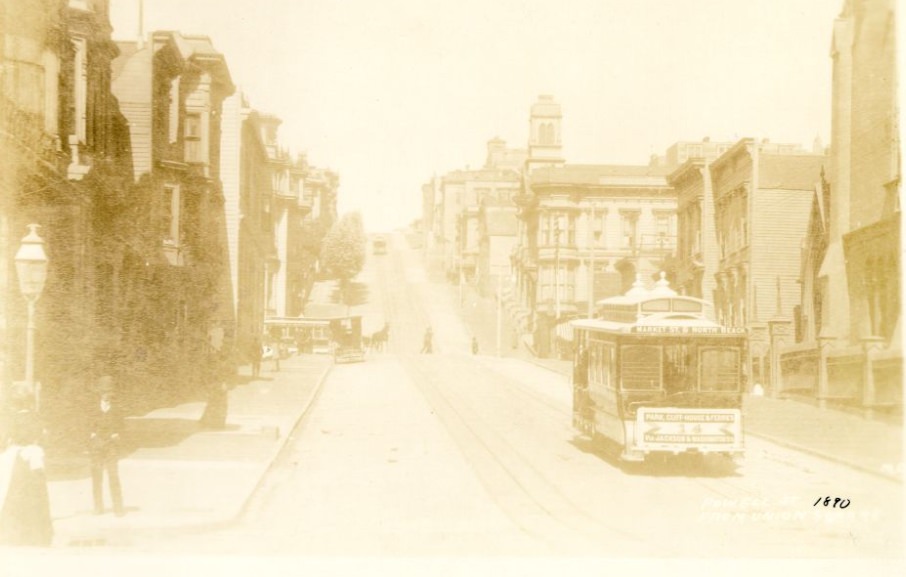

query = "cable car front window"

[699,347,740,392]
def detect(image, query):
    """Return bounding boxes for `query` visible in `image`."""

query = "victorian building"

[112,30,235,392]
[255,112,338,323]
[428,137,523,285]
[513,96,708,357]
[515,161,678,357]
[219,92,276,354]
[668,140,735,300]
[710,138,827,389]
[1,0,133,413]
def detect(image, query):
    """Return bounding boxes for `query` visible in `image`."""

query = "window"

[621,212,639,249]
[184,112,202,162]
[168,78,180,144]
[672,299,703,313]
[162,185,181,244]
[540,122,555,145]
[589,340,616,390]
[699,347,740,392]
[620,345,661,389]
[72,37,87,143]
[5,61,44,116]
[664,343,694,393]
[656,214,670,238]
[641,299,671,312]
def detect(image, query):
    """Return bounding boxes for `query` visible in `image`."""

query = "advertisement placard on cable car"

[630,326,746,335]
[636,407,742,450]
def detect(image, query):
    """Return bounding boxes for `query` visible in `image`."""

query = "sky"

[110,0,843,232]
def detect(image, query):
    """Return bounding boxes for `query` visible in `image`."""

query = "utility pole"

[587,203,596,318]
[458,217,464,308]
[554,217,561,320]
[496,272,503,357]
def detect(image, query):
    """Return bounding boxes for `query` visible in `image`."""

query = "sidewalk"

[44,353,333,547]
[743,394,903,482]
[444,269,903,483]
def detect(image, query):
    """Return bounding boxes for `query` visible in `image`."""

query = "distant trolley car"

[570,274,746,463]
[372,236,387,255]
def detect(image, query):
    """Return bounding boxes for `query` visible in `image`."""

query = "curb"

[55,359,336,547]
[744,428,902,484]
[232,361,334,522]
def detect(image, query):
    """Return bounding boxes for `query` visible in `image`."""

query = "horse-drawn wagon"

[331,315,365,364]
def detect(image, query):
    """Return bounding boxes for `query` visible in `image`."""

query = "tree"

[319,212,366,308]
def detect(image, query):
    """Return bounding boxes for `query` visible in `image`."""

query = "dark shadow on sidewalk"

[45,417,202,483]
[568,435,740,478]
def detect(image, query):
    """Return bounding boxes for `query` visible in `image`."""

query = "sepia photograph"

[0,0,903,574]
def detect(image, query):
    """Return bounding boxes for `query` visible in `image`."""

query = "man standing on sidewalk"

[421,327,433,354]
[248,336,262,378]
[89,376,125,517]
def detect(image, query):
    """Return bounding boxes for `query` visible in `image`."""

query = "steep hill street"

[113,233,902,557]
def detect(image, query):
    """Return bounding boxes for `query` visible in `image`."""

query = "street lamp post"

[495,272,503,357]
[554,218,561,320]
[14,224,49,412]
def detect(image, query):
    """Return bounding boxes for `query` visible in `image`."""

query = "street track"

[382,234,667,554]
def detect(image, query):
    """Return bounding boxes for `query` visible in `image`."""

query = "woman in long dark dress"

[0,410,53,547]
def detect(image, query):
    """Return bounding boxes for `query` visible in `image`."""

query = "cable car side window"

[620,344,661,390]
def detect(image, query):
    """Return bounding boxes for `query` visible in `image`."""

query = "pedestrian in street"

[420,326,433,354]
[0,408,53,547]
[89,375,125,516]
[248,336,262,378]
[471,336,479,355]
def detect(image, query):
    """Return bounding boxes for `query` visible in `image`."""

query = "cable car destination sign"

[637,408,741,446]
[630,326,746,335]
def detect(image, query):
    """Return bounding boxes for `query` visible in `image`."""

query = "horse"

[370,323,390,352]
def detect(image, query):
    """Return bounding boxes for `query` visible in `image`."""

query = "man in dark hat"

[89,375,124,516]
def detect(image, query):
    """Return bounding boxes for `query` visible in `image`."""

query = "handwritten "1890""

[813,496,850,508]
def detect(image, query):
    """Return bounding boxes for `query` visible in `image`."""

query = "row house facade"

[512,96,715,358]
[219,92,275,357]
[2,0,134,416]
[667,140,736,300]
[709,138,827,389]
[790,0,900,413]
[2,2,340,438]
[456,168,521,288]
[427,136,523,285]
[111,30,236,393]
[287,164,338,316]
[478,198,518,297]
[256,112,338,323]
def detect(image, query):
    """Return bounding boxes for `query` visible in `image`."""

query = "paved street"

[73,232,900,558]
